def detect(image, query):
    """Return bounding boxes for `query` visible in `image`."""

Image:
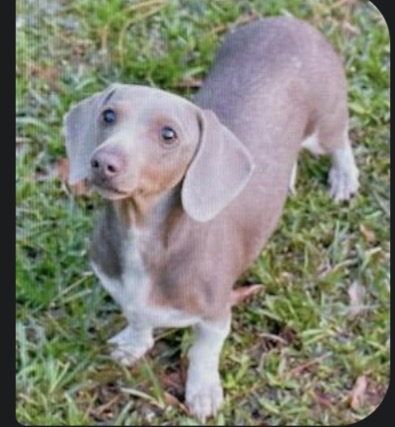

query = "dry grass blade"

[331,0,359,9]
[90,395,120,418]
[348,281,365,317]
[163,392,189,415]
[120,387,164,408]
[349,375,367,410]
[210,14,259,35]
[360,224,376,243]
[287,353,332,377]
[124,0,166,13]
[172,76,203,89]
[258,333,288,345]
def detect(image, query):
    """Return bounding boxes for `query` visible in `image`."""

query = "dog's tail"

[231,284,264,306]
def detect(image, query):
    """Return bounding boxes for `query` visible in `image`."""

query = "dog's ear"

[63,85,119,185]
[182,109,254,222]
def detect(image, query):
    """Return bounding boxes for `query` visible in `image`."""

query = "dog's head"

[64,84,254,221]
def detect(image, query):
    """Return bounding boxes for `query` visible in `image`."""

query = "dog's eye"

[102,109,116,124]
[161,126,177,143]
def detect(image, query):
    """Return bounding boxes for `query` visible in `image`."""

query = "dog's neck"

[113,183,182,230]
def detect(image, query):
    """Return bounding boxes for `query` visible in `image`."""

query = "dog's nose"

[90,150,123,179]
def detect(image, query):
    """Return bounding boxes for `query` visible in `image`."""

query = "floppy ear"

[181,109,255,222]
[63,85,119,185]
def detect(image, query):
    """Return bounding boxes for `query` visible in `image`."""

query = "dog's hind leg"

[327,130,359,202]
[302,126,359,201]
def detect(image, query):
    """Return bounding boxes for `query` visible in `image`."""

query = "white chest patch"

[91,229,199,329]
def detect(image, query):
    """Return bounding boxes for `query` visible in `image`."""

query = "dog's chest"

[92,229,199,328]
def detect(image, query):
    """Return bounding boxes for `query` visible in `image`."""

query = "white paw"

[110,343,151,366]
[186,380,223,423]
[328,165,359,202]
[108,326,153,366]
[108,326,133,346]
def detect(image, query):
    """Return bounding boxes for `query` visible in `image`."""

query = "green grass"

[16,0,389,425]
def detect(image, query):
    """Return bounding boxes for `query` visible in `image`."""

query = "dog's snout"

[90,150,123,179]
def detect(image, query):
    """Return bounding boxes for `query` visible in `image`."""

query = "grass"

[16,0,389,425]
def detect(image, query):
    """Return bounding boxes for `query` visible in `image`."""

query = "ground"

[16,0,389,425]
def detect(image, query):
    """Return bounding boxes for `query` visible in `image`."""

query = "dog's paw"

[328,164,359,202]
[108,326,133,346]
[110,343,151,366]
[186,380,223,423]
[108,326,153,366]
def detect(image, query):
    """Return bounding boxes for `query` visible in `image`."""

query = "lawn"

[16,0,390,425]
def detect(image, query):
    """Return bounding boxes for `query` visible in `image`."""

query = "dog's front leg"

[186,314,230,422]
[108,320,154,366]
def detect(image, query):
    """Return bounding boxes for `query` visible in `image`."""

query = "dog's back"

[195,17,348,155]
[194,17,354,266]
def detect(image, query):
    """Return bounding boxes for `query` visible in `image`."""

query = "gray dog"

[64,17,359,421]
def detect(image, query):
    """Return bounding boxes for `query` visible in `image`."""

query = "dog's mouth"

[92,184,131,200]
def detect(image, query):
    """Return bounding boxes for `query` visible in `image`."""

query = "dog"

[63,16,359,421]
